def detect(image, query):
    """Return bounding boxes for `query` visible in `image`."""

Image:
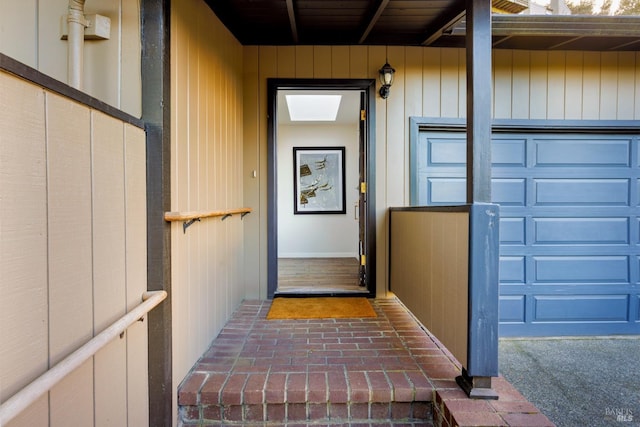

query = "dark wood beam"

[421,0,466,45]
[358,0,390,44]
[141,0,172,425]
[465,0,492,204]
[286,0,299,43]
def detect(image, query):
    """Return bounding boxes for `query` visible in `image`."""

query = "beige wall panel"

[494,50,512,119]
[243,46,261,298]
[126,320,149,427]
[314,46,332,78]
[46,93,93,364]
[349,46,368,78]
[386,46,406,208]
[124,123,148,426]
[121,0,143,117]
[547,51,566,119]
[94,338,127,427]
[0,73,48,400]
[511,50,530,119]
[124,124,147,308]
[582,52,601,119]
[332,46,350,77]
[295,46,314,78]
[390,211,468,367]
[423,48,442,117]
[37,0,68,86]
[50,360,93,427]
[440,48,461,118]
[529,51,548,119]
[92,111,126,332]
[564,52,584,120]
[600,52,619,119]
[84,0,122,109]
[4,395,48,427]
[457,50,466,117]
[278,46,296,77]
[171,0,192,388]
[0,0,37,67]
[171,0,245,411]
[617,53,636,120]
[368,44,389,297]
[405,47,424,117]
[1,0,141,116]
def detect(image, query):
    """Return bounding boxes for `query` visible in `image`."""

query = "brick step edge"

[179,401,433,424]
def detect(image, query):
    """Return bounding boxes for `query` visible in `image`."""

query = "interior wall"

[0,70,148,427]
[277,124,360,258]
[243,46,640,299]
[0,0,142,117]
[170,0,245,418]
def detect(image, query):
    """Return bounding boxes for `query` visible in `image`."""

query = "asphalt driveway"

[499,337,640,427]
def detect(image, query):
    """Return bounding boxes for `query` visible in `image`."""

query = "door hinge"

[360,182,367,193]
[360,109,366,121]
[360,255,366,266]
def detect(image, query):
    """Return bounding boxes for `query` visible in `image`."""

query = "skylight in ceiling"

[285,95,342,121]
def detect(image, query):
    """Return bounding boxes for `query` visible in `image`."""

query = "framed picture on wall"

[293,146,346,214]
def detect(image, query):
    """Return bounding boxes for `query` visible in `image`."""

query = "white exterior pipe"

[67,0,86,89]
[0,290,167,425]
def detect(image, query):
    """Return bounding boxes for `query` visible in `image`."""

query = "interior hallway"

[277,257,364,293]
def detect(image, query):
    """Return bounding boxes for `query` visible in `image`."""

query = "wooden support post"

[457,0,500,400]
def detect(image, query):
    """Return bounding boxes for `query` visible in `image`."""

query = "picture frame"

[293,146,346,214]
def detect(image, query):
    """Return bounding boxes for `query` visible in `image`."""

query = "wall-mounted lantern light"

[378,62,395,99]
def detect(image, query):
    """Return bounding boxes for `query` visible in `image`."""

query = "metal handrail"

[0,290,167,425]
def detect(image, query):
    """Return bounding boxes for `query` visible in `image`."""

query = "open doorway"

[267,79,376,298]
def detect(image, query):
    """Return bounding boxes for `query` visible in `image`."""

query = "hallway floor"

[178,298,553,426]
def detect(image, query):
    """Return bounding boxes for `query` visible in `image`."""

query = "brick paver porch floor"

[178,298,554,426]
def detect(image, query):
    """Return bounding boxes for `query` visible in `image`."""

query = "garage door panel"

[500,256,525,283]
[428,138,465,166]
[427,178,465,204]
[499,296,526,323]
[534,139,631,167]
[493,179,526,205]
[534,256,629,283]
[534,179,630,206]
[493,139,527,166]
[533,217,630,245]
[533,295,630,322]
[500,217,526,245]
[413,128,640,336]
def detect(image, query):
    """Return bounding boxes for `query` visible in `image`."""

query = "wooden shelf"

[164,208,252,233]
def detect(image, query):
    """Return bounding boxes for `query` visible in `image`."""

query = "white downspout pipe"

[67,0,86,90]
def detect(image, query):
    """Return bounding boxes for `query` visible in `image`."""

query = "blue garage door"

[413,130,640,336]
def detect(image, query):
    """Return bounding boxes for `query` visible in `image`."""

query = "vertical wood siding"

[0,71,148,427]
[0,0,142,117]
[243,47,640,297]
[389,210,469,367]
[170,0,245,411]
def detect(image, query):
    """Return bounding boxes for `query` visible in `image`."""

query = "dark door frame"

[267,78,376,298]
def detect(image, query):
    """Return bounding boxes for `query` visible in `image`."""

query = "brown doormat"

[266,297,377,320]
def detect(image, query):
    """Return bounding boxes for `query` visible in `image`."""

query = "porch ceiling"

[205,0,640,51]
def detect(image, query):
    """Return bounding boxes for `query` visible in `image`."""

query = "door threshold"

[273,291,371,298]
